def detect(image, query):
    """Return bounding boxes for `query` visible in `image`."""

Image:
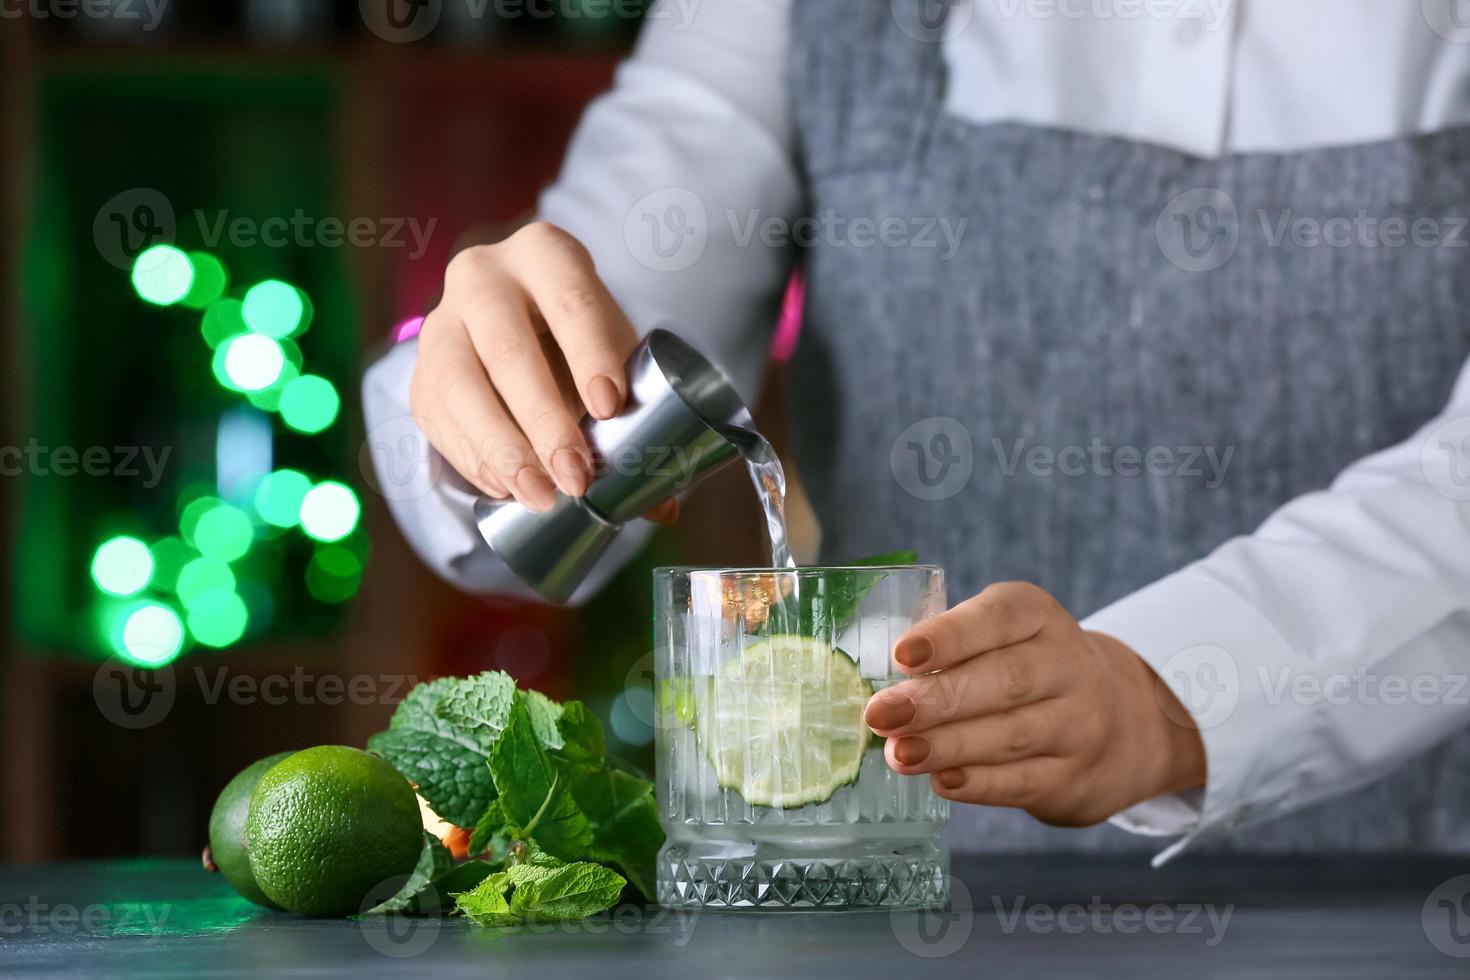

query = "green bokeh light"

[90,536,154,596]
[201,298,247,350]
[299,482,360,543]
[253,469,312,528]
[176,557,236,607]
[192,504,255,562]
[119,602,185,666]
[242,280,306,339]
[306,546,363,603]
[186,590,249,648]
[245,360,299,413]
[148,536,193,594]
[180,495,223,543]
[221,334,285,392]
[131,245,194,306]
[279,375,340,434]
[181,253,229,310]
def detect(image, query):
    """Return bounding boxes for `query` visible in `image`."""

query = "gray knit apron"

[786,0,1470,854]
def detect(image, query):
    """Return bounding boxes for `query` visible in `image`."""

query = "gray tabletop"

[2,854,1467,977]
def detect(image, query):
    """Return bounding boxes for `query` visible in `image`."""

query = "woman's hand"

[864,582,1206,826]
[410,222,677,524]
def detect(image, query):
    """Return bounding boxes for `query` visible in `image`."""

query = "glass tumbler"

[653,565,949,910]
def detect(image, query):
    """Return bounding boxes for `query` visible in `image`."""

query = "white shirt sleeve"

[1087,358,1470,865]
[359,0,799,599]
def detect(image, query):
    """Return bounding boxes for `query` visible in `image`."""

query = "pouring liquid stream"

[714,423,795,570]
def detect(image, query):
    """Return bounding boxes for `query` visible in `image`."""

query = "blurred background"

[0,0,799,863]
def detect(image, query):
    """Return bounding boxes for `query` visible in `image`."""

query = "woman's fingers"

[880,699,1072,774]
[462,291,593,500]
[504,223,639,421]
[893,582,1057,675]
[414,314,554,509]
[865,636,1067,735]
[927,757,1075,811]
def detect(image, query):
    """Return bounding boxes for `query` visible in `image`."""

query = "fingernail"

[514,467,558,511]
[893,736,930,767]
[552,448,590,497]
[894,636,934,670]
[865,692,915,731]
[937,768,967,790]
[587,375,621,420]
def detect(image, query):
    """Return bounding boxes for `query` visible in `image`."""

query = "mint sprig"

[454,858,626,926]
[368,673,664,922]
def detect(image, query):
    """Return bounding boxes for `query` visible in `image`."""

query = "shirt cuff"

[1082,567,1319,866]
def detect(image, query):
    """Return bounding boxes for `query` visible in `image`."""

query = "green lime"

[245,745,423,917]
[207,750,296,908]
[694,634,873,808]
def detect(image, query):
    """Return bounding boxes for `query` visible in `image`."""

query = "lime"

[245,745,423,917]
[694,634,872,808]
[207,750,296,908]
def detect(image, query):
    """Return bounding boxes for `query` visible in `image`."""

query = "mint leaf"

[560,762,661,901]
[555,701,605,764]
[774,549,919,638]
[454,872,516,927]
[432,671,516,736]
[468,800,508,859]
[507,861,625,922]
[367,678,498,827]
[522,689,566,750]
[425,860,497,909]
[489,695,593,860]
[364,834,453,914]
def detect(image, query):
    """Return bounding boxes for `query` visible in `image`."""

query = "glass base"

[657,837,948,911]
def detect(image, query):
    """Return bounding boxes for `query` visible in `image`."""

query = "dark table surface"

[2,854,1468,978]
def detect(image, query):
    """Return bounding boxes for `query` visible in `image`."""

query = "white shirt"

[364,0,1470,861]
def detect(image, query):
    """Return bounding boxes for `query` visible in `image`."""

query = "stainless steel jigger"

[474,326,756,603]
